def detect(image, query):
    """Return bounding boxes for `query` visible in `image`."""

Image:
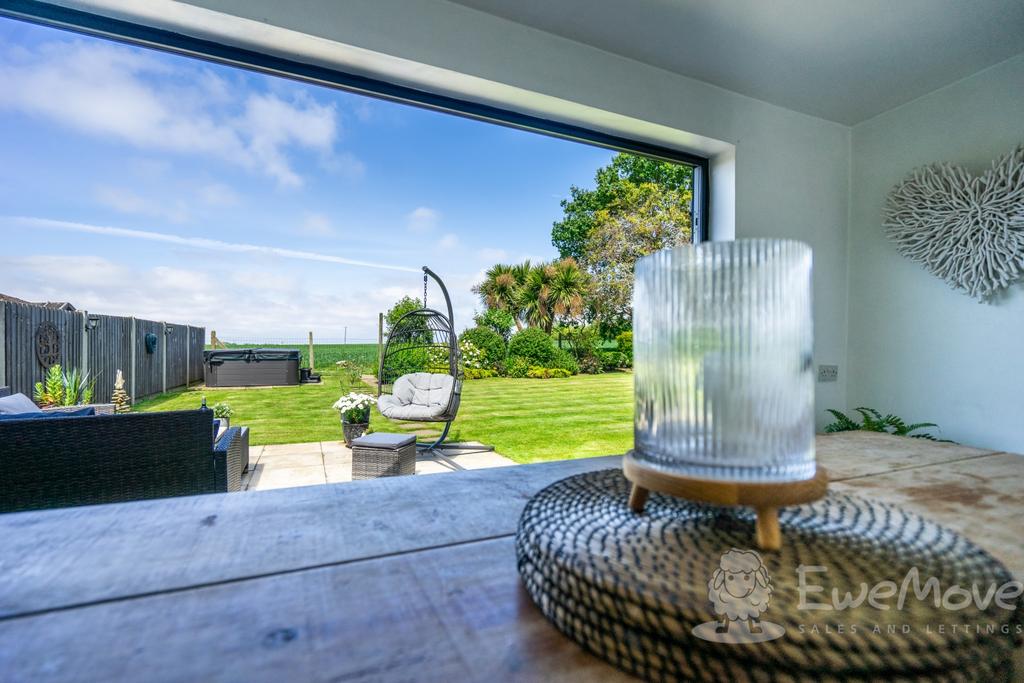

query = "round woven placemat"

[516,469,1022,682]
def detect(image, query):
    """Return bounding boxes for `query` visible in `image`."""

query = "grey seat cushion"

[0,393,42,415]
[377,373,454,420]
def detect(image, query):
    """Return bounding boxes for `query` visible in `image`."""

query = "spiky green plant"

[32,364,95,407]
[824,407,947,441]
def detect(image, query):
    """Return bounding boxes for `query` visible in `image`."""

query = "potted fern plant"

[333,392,375,446]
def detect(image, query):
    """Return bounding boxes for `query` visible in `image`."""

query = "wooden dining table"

[1,431,1021,681]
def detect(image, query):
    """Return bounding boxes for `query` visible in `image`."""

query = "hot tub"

[203,349,301,387]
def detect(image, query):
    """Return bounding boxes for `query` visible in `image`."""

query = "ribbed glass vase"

[633,239,815,483]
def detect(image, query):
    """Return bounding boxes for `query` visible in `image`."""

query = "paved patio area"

[241,440,516,491]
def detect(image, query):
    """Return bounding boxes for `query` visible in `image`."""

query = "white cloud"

[296,212,336,237]
[437,233,460,250]
[322,151,366,179]
[236,92,337,187]
[0,39,346,187]
[406,206,439,232]
[94,185,188,223]
[4,216,418,273]
[477,247,507,262]
[0,253,428,344]
[199,183,239,207]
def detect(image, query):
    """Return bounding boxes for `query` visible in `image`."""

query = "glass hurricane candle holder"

[632,239,816,483]
[625,239,824,549]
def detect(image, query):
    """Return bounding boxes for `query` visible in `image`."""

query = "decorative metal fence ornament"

[883,144,1024,301]
[34,321,60,368]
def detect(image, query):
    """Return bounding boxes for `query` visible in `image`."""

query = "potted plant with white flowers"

[333,392,375,446]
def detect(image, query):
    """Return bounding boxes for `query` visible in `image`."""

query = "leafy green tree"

[473,308,516,342]
[582,182,692,335]
[385,295,423,333]
[552,153,694,261]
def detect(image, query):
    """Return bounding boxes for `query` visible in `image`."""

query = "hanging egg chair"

[377,267,461,450]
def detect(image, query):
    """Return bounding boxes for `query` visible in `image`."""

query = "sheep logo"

[691,548,786,643]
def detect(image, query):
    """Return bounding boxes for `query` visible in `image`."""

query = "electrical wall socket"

[817,364,839,382]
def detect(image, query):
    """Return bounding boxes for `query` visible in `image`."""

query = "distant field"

[211,342,379,372]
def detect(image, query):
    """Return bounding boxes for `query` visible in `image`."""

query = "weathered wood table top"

[0,432,1020,682]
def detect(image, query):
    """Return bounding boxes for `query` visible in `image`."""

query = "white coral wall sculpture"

[883,144,1024,302]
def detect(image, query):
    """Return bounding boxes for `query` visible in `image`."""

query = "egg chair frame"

[377,266,461,451]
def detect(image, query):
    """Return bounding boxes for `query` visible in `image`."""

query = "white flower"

[332,392,375,412]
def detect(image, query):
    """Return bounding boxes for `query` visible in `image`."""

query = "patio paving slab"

[252,451,323,469]
[244,440,516,491]
[261,442,322,457]
[249,464,326,491]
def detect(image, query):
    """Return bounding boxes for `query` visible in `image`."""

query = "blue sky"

[0,17,613,341]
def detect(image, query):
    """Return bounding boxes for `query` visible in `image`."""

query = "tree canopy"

[472,258,589,334]
[551,153,694,261]
[581,181,692,335]
[384,295,422,333]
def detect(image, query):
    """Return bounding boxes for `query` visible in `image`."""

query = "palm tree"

[519,258,588,333]
[472,261,531,330]
[547,257,587,323]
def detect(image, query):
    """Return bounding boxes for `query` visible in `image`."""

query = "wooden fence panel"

[188,326,205,385]
[2,303,205,403]
[132,319,163,400]
[2,303,82,400]
[86,315,133,404]
[165,325,187,392]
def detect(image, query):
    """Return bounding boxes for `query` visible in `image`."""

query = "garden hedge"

[508,328,557,366]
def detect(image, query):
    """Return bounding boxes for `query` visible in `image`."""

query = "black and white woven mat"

[516,469,1022,682]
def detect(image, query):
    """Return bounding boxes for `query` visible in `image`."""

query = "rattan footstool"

[351,432,417,480]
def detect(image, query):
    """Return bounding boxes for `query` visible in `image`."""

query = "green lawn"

[135,355,633,463]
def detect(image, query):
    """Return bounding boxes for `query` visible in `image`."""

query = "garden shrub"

[464,368,497,379]
[473,308,516,342]
[527,366,572,379]
[558,325,604,374]
[615,331,633,361]
[507,328,557,366]
[459,327,506,369]
[505,356,531,378]
[551,347,579,375]
[600,350,629,370]
[577,355,603,374]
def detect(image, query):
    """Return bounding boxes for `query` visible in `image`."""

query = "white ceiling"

[448,0,1024,125]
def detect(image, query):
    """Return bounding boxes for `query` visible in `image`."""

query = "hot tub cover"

[204,348,300,364]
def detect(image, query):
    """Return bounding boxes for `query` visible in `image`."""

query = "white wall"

[69,0,852,427]
[848,54,1024,453]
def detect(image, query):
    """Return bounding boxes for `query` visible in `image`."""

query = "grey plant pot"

[341,417,369,447]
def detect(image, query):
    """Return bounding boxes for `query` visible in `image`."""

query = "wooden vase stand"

[623,451,828,551]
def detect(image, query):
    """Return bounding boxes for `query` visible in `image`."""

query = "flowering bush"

[459,327,506,368]
[426,339,485,372]
[459,339,485,370]
[333,392,375,423]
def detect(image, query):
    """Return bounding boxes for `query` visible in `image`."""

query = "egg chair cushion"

[377,372,455,421]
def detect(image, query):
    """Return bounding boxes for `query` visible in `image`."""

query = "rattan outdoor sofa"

[0,408,247,513]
